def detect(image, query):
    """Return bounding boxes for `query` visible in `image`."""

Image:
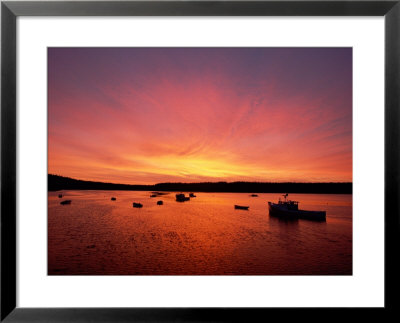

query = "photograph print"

[48,47,352,275]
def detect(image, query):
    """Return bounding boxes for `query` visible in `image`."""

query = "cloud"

[48,48,352,184]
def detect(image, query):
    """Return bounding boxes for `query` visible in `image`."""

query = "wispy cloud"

[48,48,352,184]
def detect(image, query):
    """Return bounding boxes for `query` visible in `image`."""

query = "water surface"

[48,191,352,275]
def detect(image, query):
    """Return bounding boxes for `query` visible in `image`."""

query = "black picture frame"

[1,1,399,321]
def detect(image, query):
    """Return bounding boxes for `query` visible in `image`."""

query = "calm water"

[48,191,352,275]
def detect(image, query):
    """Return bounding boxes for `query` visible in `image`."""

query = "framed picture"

[1,0,398,321]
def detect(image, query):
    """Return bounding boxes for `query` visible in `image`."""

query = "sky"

[48,47,352,185]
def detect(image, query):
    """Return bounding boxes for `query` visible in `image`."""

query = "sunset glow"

[48,48,352,184]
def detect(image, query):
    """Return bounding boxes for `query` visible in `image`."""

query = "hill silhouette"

[48,174,352,194]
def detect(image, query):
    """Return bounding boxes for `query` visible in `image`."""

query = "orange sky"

[48,48,352,184]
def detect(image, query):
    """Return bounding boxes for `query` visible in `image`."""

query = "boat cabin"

[278,194,299,210]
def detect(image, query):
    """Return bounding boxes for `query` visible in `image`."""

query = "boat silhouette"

[176,193,190,202]
[234,205,249,210]
[268,194,326,221]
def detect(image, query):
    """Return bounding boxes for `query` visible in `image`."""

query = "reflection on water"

[48,191,352,275]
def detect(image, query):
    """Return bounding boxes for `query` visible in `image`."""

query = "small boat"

[58,194,63,198]
[152,192,168,196]
[250,194,258,197]
[268,194,326,221]
[234,205,249,210]
[157,200,163,205]
[111,197,116,201]
[60,200,71,205]
[189,193,196,198]
[150,194,157,198]
[133,202,143,208]
[176,193,190,202]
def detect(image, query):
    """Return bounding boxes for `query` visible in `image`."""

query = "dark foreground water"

[48,191,352,275]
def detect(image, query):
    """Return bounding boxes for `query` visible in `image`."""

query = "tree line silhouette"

[49,174,352,194]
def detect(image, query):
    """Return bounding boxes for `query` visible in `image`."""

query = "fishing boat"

[133,202,143,208]
[60,200,71,205]
[268,194,326,221]
[234,205,249,210]
[176,193,190,202]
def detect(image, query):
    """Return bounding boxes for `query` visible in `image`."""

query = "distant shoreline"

[48,174,352,194]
